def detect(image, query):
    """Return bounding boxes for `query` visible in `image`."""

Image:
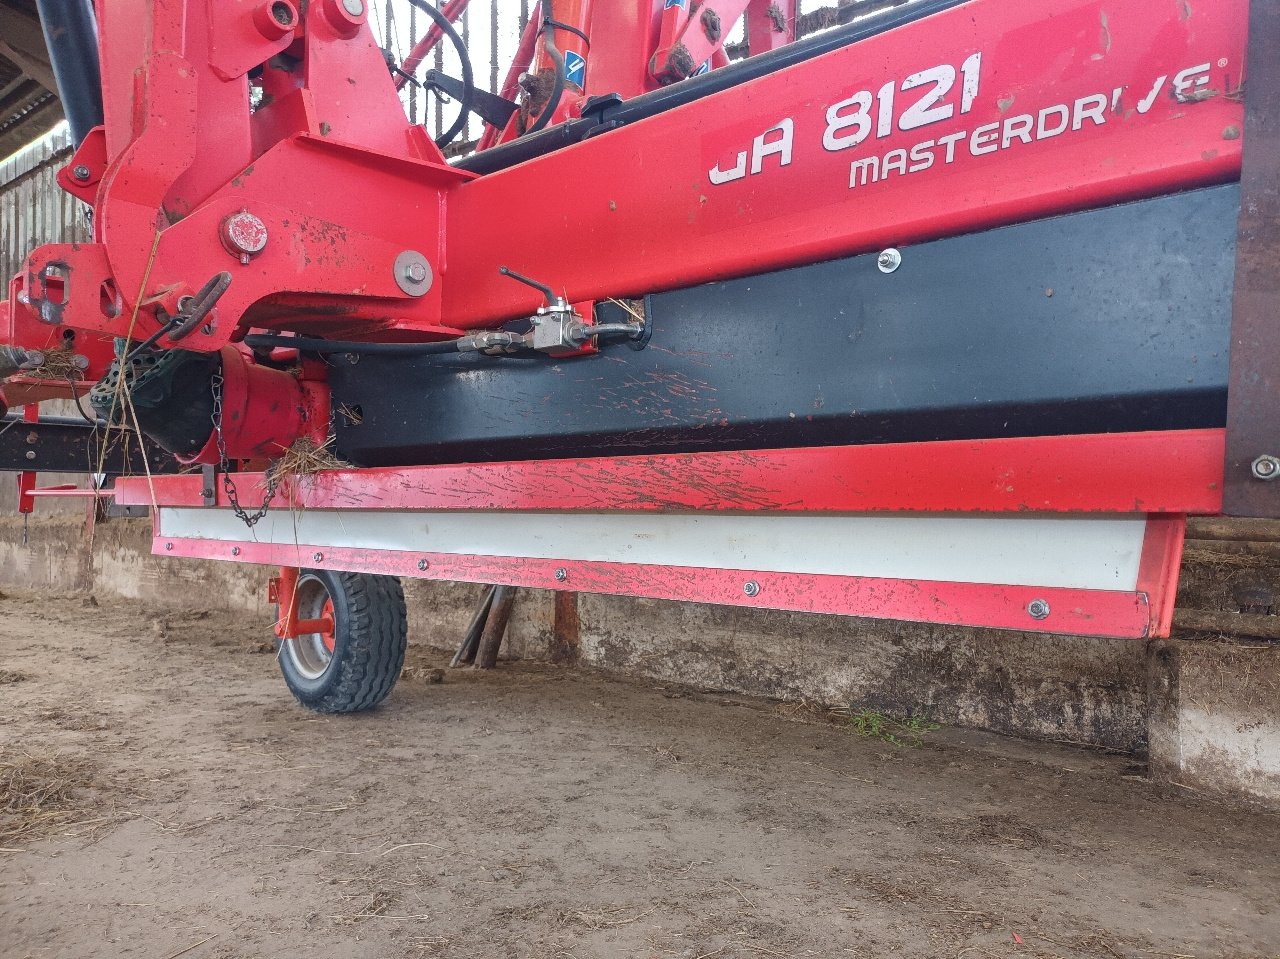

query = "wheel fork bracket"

[269,566,334,640]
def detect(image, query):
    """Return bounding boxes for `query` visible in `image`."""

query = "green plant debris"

[832,706,940,747]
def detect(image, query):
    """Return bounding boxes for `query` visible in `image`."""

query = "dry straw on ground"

[0,752,106,846]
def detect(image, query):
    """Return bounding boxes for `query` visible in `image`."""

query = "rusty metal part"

[701,8,723,43]
[0,346,41,379]
[0,413,175,474]
[1223,0,1280,517]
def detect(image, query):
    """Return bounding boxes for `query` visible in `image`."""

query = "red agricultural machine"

[0,0,1270,711]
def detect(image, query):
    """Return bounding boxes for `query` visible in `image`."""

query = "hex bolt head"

[231,546,241,556]
[393,250,432,296]
[165,542,174,551]
[1027,598,1051,620]
[24,450,35,460]
[72,164,91,181]
[743,580,761,597]
[554,568,568,582]
[417,559,429,571]
[342,0,364,14]
[876,248,902,274]
[312,552,324,562]
[1251,455,1280,481]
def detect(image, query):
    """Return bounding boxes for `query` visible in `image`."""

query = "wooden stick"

[474,585,516,669]
[451,584,495,667]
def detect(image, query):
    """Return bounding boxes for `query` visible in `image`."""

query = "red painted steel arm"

[746,0,795,55]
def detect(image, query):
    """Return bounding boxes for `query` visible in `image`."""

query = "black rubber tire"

[276,568,408,713]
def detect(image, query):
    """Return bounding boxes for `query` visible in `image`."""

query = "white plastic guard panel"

[156,509,1147,592]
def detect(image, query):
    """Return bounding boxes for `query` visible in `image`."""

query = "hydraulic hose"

[243,331,525,355]
[526,1,566,134]
[404,0,475,147]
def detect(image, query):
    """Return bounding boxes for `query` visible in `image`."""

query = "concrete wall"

[0,511,1276,806]
[1149,639,1280,804]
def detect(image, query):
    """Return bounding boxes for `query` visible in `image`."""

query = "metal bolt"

[313,552,324,562]
[341,0,364,14]
[165,542,174,551]
[71,354,90,371]
[24,450,35,461]
[1027,598,1051,620]
[72,164,91,182]
[220,211,269,259]
[743,580,761,597]
[231,546,241,556]
[393,250,432,296]
[417,559,429,571]
[554,568,568,582]
[1251,455,1280,481]
[876,248,902,274]
[201,488,213,498]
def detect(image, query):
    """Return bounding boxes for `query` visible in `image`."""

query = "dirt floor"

[1,592,1278,959]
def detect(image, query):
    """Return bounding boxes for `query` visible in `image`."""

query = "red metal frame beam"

[126,430,1206,640]
[160,538,1159,639]
[443,0,1246,326]
[114,430,1227,515]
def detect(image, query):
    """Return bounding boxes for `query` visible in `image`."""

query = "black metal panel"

[331,185,1238,468]
[0,415,175,475]
[1222,0,1280,517]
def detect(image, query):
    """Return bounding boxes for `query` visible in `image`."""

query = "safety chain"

[211,367,279,527]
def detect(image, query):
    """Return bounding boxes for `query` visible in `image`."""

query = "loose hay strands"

[276,436,351,526]
[24,346,81,381]
[273,435,350,481]
[606,297,645,322]
[0,752,105,845]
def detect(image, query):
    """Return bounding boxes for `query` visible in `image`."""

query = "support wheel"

[276,568,408,713]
